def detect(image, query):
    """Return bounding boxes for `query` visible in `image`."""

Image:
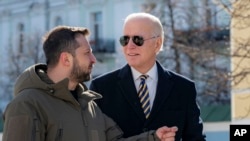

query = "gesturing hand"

[155,126,178,141]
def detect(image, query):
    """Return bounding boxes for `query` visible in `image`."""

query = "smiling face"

[69,34,96,83]
[122,17,162,73]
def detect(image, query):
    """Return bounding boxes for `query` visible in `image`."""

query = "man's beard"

[70,59,91,83]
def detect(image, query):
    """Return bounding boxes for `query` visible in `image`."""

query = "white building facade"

[0,0,231,140]
[0,0,148,77]
[0,0,148,108]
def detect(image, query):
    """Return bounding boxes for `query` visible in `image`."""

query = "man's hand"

[155,126,178,141]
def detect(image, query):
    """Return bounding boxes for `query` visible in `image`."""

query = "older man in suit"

[90,12,206,141]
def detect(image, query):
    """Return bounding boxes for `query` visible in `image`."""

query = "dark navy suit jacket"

[90,61,206,141]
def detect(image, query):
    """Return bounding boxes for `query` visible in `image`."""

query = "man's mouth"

[128,53,139,56]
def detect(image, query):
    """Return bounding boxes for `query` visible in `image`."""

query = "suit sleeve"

[183,82,206,141]
[103,114,159,141]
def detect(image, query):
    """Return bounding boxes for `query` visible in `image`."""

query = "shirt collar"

[131,62,158,81]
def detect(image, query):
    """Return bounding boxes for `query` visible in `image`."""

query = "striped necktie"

[138,75,151,119]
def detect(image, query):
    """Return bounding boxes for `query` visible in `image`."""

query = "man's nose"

[127,38,136,48]
[91,53,96,64]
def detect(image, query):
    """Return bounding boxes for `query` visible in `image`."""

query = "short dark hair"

[43,26,89,67]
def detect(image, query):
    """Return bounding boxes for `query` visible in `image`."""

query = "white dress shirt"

[131,63,158,110]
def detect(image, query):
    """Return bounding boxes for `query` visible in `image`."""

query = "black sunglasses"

[119,35,159,46]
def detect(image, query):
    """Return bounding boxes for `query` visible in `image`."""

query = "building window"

[18,23,24,53]
[90,12,114,53]
[92,12,103,51]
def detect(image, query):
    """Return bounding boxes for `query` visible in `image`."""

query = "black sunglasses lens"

[119,36,144,46]
[132,36,144,46]
[120,36,130,46]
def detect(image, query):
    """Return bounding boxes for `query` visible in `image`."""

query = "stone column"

[231,1,250,123]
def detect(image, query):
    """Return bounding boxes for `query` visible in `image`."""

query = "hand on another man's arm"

[155,126,178,141]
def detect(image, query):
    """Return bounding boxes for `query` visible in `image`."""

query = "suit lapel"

[117,65,146,120]
[146,62,174,122]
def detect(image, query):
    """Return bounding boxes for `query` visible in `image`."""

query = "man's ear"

[155,37,162,52]
[60,52,72,66]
